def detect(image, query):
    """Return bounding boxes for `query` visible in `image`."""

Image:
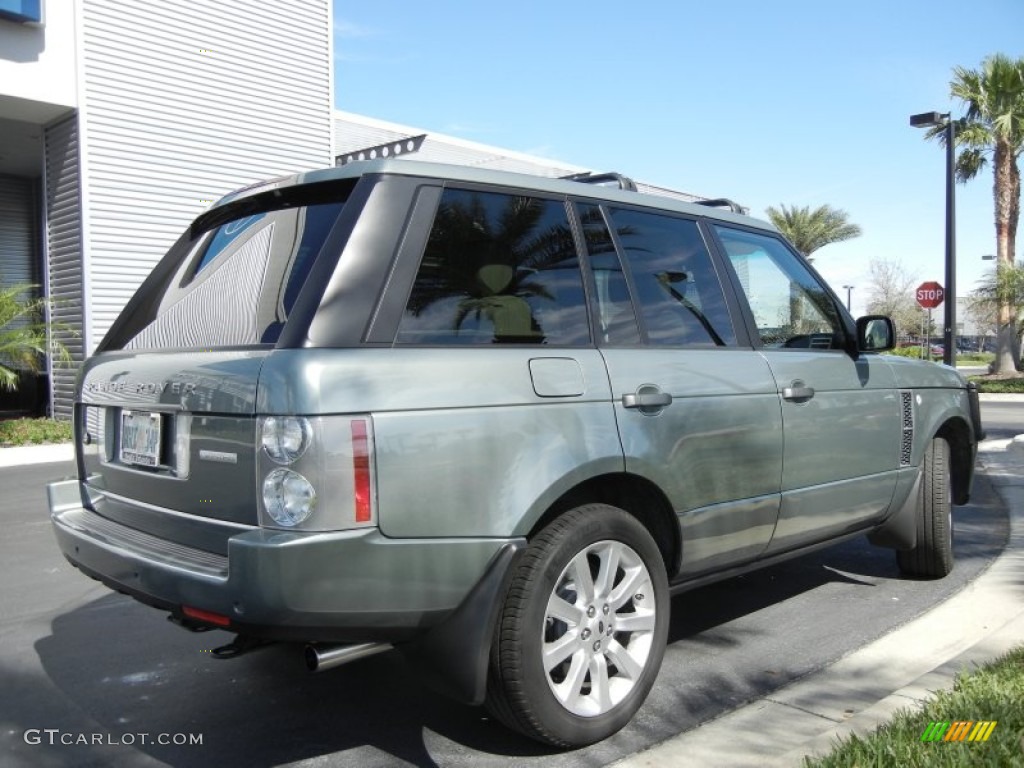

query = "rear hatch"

[79,351,266,555]
[75,178,357,555]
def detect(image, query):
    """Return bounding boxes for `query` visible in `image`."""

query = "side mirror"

[856,315,895,352]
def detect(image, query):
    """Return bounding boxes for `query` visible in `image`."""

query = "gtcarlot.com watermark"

[23,729,203,746]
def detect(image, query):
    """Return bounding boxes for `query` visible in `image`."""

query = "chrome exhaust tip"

[304,641,392,673]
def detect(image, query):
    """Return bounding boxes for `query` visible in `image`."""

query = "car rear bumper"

[48,478,521,643]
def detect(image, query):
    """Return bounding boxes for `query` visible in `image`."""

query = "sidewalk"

[0,441,73,468]
[612,434,1024,768]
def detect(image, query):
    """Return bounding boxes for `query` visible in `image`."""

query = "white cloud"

[333,18,374,40]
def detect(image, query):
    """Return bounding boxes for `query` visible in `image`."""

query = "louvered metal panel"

[0,174,38,289]
[334,111,414,154]
[44,114,85,419]
[79,0,332,346]
[0,173,41,411]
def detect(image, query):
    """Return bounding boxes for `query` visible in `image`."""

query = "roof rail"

[560,171,638,192]
[694,198,747,214]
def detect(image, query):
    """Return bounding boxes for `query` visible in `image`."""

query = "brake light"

[351,419,372,523]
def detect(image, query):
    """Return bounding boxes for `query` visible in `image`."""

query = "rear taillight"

[257,415,376,531]
[351,420,372,523]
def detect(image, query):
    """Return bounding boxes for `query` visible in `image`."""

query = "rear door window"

[395,188,590,345]
[607,208,736,346]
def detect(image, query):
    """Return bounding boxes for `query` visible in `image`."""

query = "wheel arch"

[527,473,681,579]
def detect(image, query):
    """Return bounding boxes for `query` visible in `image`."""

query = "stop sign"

[916,281,945,309]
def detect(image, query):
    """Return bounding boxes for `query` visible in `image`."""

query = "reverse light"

[262,468,317,526]
[261,416,312,464]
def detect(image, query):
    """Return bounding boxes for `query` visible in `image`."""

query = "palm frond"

[0,281,78,391]
[765,204,862,258]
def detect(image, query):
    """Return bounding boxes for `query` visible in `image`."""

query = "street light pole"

[910,111,957,367]
[842,284,854,312]
[944,116,956,366]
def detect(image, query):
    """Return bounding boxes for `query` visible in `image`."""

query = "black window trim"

[567,200,643,349]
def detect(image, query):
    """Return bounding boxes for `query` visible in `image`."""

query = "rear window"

[118,192,347,351]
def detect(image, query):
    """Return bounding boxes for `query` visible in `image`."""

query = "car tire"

[485,504,669,747]
[897,437,954,578]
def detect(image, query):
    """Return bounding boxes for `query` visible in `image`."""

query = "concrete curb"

[977,393,1024,402]
[0,442,73,468]
[610,436,1024,768]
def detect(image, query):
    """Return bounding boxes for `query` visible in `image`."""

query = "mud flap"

[399,540,524,706]
[868,470,921,550]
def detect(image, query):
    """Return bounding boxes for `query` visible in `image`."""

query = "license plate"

[120,410,162,467]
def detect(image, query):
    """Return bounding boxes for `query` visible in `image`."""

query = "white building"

[0,0,334,416]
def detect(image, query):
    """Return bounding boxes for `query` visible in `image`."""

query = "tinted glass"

[396,189,589,345]
[193,213,267,276]
[715,226,845,350]
[576,203,640,345]
[609,209,735,346]
[123,201,345,350]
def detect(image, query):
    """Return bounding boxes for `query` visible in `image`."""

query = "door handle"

[622,392,673,409]
[781,385,815,401]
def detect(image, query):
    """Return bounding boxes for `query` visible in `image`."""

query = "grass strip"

[804,646,1024,767]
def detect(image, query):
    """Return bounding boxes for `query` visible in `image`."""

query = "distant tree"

[969,261,1024,366]
[765,204,862,261]
[922,53,1024,374]
[865,259,921,337]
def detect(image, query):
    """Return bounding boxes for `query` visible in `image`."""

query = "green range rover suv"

[48,159,984,747]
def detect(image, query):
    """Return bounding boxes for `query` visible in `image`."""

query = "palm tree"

[970,261,1024,365]
[923,53,1024,374]
[0,283,72,391]
[764,204,862,261]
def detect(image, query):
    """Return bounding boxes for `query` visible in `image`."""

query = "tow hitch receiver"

[210,634,272,659]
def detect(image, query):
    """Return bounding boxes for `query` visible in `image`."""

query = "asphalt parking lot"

[1,439,1011,768]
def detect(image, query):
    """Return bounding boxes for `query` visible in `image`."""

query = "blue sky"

[332,0,1023,316]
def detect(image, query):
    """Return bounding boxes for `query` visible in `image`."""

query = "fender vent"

[900,391,914,467]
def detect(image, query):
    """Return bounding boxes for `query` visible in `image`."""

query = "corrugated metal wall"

[78,0,333,347]
[44,114,86,418]
[0,174,38,289]
[0,174,42,413]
